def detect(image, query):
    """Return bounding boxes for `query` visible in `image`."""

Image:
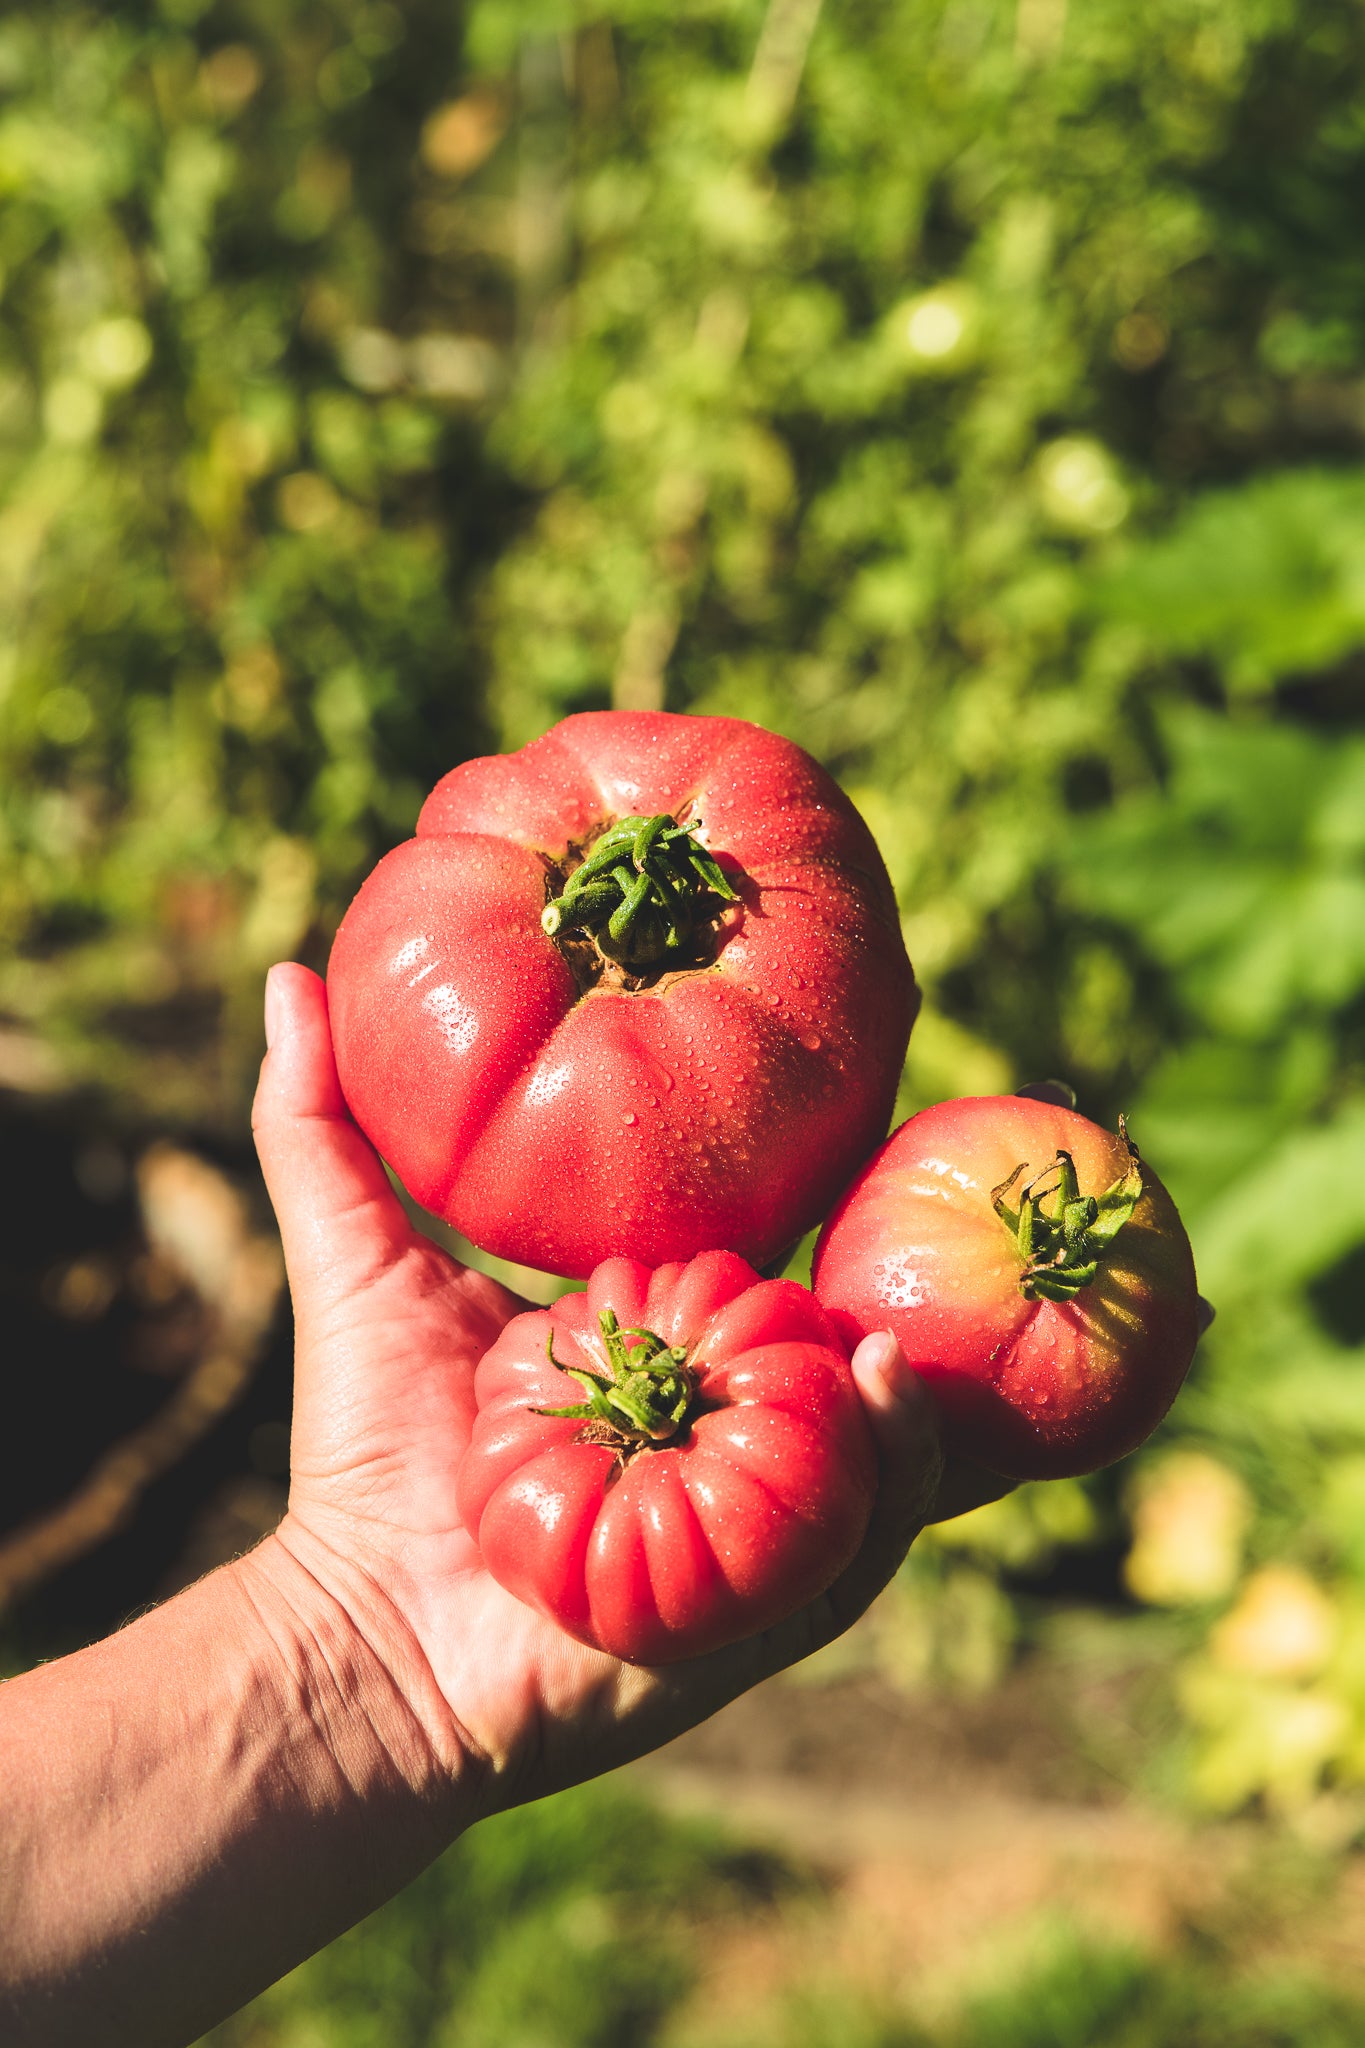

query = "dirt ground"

[625,1667,1365,2027]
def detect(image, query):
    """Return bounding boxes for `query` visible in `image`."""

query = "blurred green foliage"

[687,1925,1365,2048]
[634,1939,1365,2048]
[0,0,516,1113]
[200,1780,794,2048]
[4,0,1365,1902]
[201,1781,1365,2048]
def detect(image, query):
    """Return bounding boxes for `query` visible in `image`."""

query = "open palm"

[253,963,954,1823]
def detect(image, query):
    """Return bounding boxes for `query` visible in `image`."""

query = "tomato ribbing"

[457,1251,878,1663]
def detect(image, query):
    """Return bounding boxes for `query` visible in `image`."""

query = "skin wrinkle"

[242,1549,465,1848]
[301,1252,492,1349]
[289,1456,405,1506]
[285,1199,416,1297]
[260,1537,479,1789]
[233,1574,360,1802]
[263,1605,360,1802]
[219,1571,350,1798]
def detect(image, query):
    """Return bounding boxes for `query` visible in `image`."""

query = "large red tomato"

[455,1251,878,1663]
[812,1097,1200,1480]
[327,712,916,1277]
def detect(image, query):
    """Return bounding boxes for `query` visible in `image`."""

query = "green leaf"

[1193,1099,1365,1297]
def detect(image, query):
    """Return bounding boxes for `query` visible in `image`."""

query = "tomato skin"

[456,1251,878,1664]
[811,1098,1200,1481]
[326,712,916,1278]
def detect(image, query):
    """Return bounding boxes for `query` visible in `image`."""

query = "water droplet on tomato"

[802,1033,822,1052]
[622,1110,637,1125]
[873,1254,927,1309]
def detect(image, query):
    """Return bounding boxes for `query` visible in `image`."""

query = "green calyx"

[536,1308,696,1451]
[992,1116,1144,1304]
[541,813,739,969]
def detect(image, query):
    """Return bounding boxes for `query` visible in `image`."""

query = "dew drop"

[622,1110,638,1125]
[873,1254,927,1309]
[801,1032,823,1052]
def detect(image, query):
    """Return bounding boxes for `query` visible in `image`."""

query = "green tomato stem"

[535,1308,697,1450]
[992,1116,1144,1303]
[541,814,739,968]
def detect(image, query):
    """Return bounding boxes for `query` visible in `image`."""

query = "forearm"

[0,1530,469,2048]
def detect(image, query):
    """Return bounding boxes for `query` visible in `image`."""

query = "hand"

[250,963,989,1823]
[0,959,1001,2048]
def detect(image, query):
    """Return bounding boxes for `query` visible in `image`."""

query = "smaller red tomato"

[456,1251,877,1663]
[812,1097,1200,1480]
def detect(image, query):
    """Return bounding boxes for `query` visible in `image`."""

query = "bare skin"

[0,963,1003,2048]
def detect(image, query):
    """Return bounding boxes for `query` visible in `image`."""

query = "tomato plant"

[455,1251,878,1663]
[812,1097,1200,1480]
[327,711,916,1277]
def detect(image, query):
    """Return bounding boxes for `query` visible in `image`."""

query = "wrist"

[0,1539,473,2048]
[236,1520,472,1848]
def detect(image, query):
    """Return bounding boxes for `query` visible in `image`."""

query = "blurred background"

[3,0,1365,2040]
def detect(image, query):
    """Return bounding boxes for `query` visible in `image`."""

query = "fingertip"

[851,1328,897,1379]
[851,1329,935,1427]
[850,1328,943,1515]
[264,963,287,1050]
[251,961,412,1282]
[263,962,325,1043]
[253,964,343,1129]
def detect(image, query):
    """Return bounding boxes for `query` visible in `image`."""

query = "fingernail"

[264,967,284,1051]
[853,1329,899,1381]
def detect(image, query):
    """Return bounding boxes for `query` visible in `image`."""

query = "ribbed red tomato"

[327,711,916,1277]
[455,1251,878,1663]
[812,1097,1200,1480]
